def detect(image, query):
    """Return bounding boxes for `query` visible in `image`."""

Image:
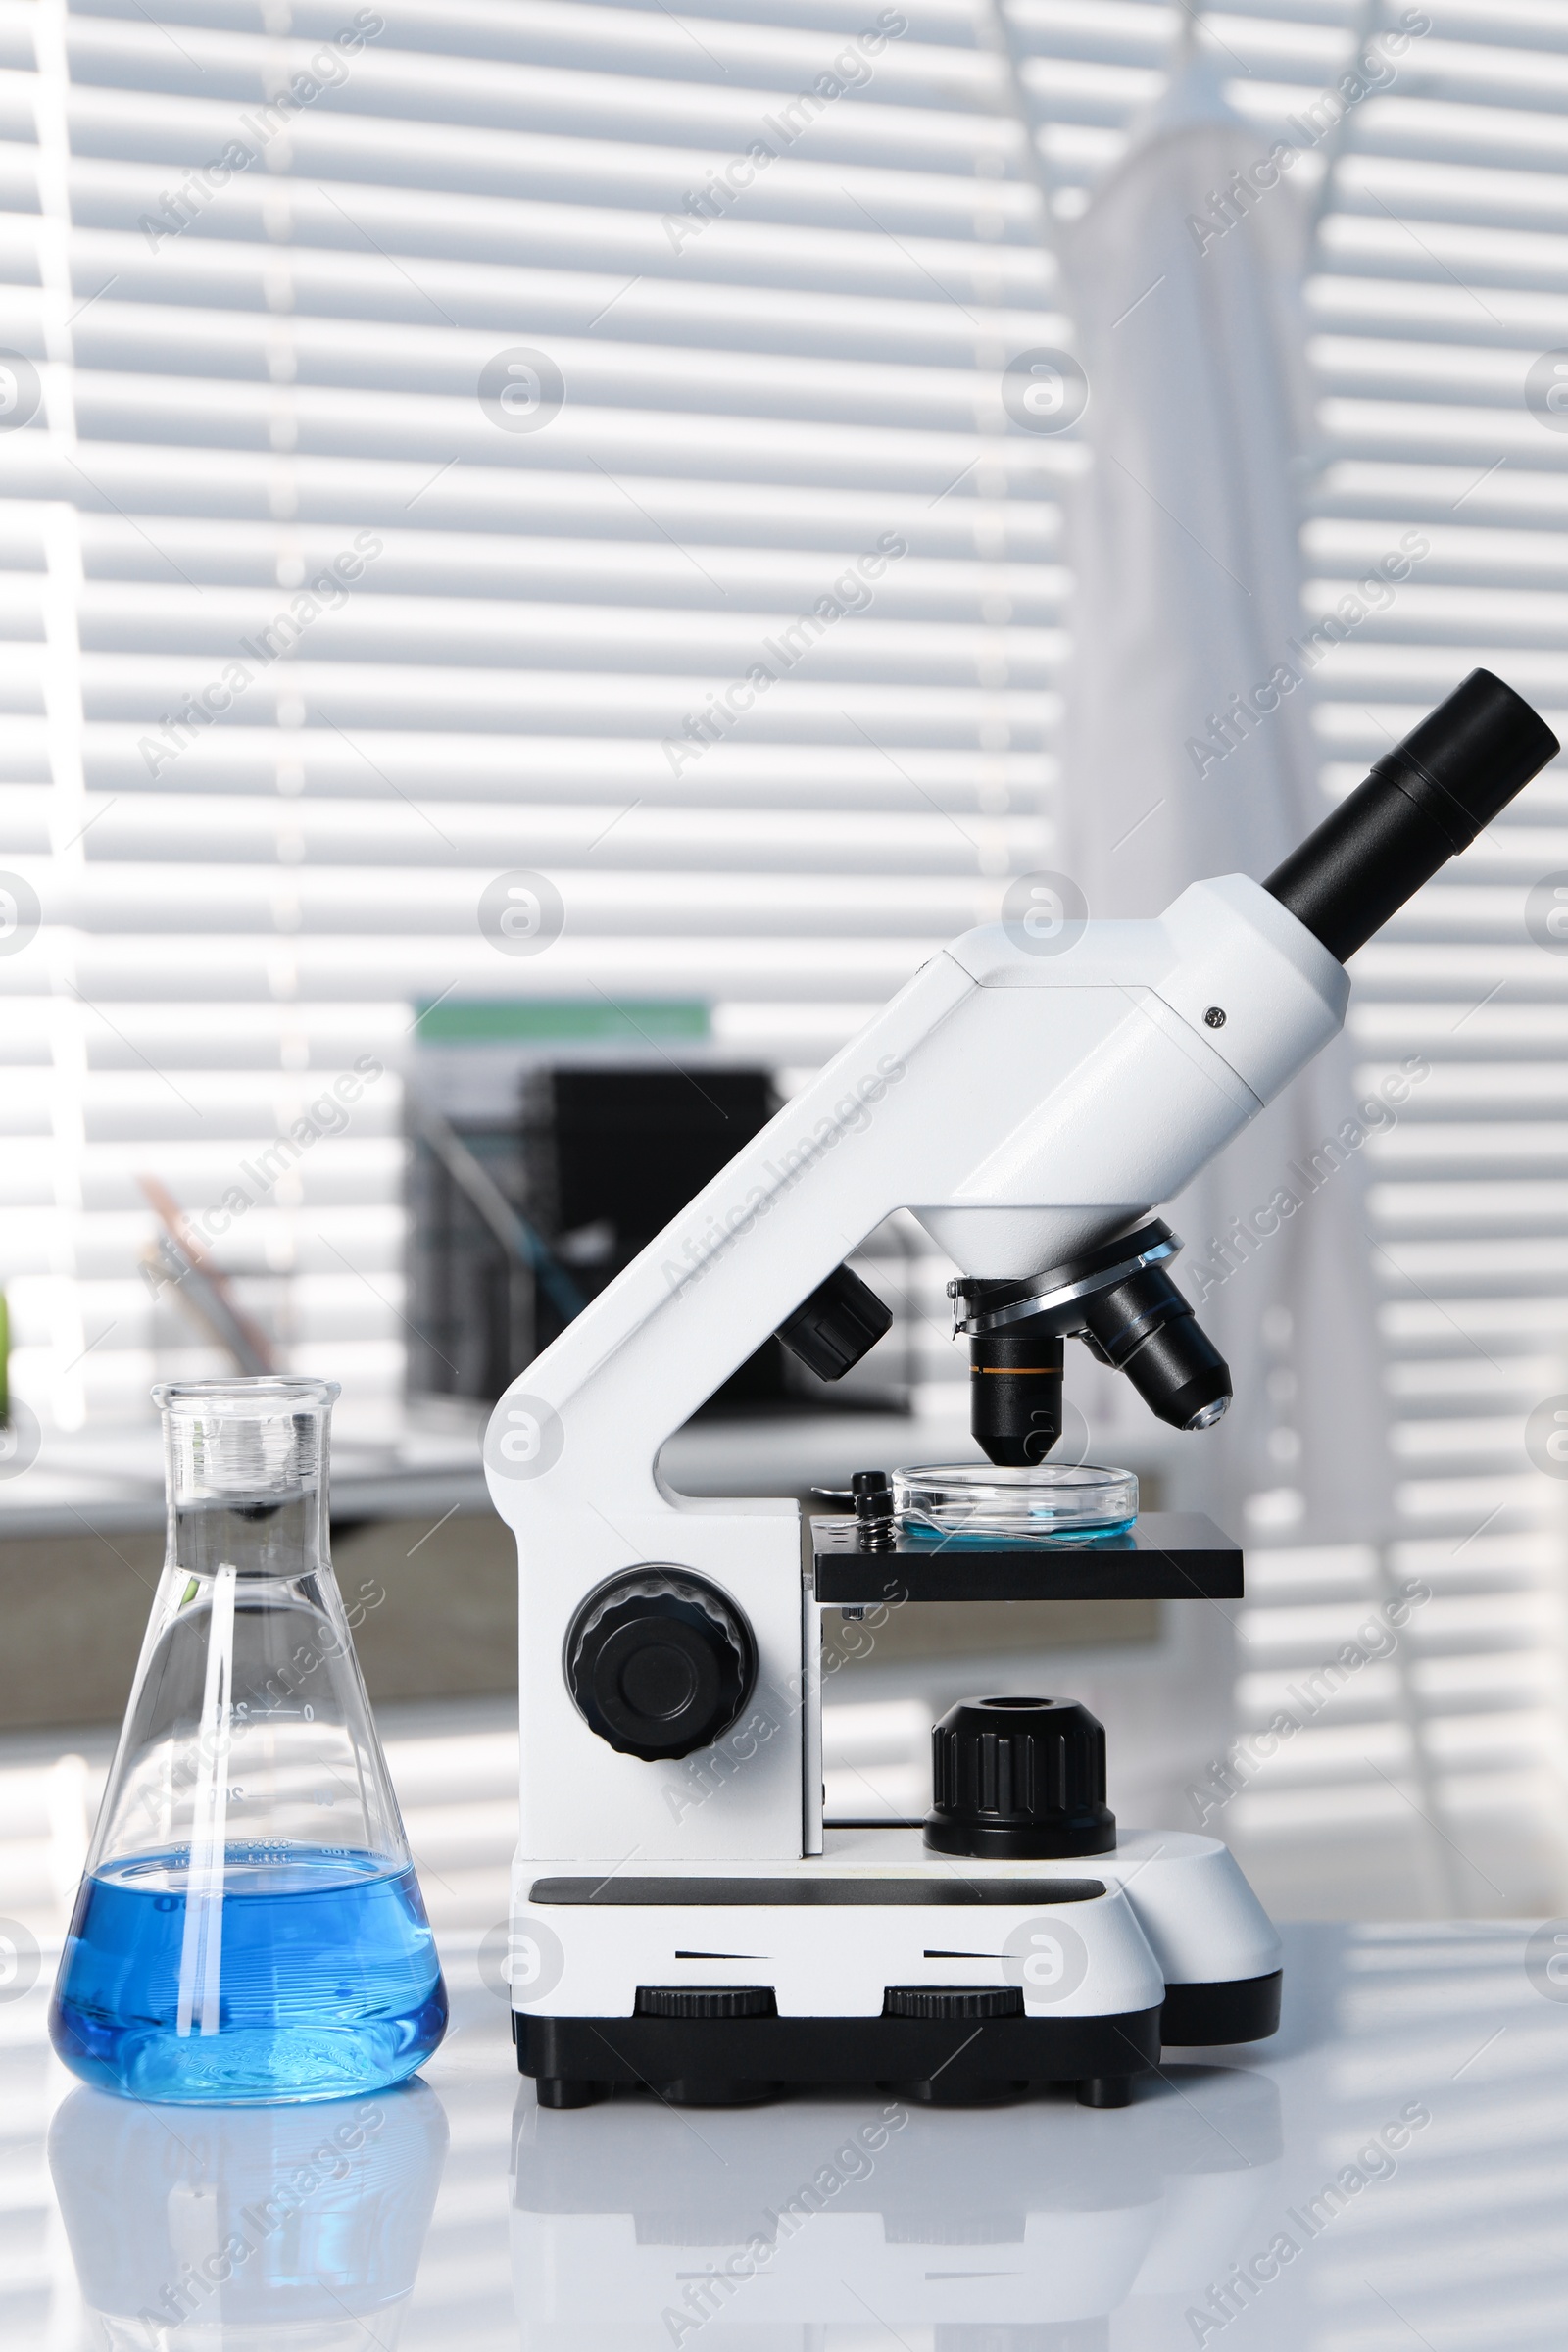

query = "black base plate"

[519,2006,1160,2108]
[1161,1969,1281,2047]
[516,1974,1281,2109]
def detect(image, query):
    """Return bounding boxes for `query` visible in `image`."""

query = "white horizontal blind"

[1289,0,1568,1911]
[0,0,1059,1432]
[4,0,1566,1907]
[990,0,1568,1908]
[1295,0,1568,1913]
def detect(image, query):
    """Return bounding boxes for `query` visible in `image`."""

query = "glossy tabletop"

[7,1916,1568,2348]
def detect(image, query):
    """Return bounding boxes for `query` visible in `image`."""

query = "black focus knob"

[564,1568,757,1762]
[926,1695,1115,1859]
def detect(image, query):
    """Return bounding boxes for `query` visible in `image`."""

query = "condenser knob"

[564,1568,757,1763]
[925,1694,1116,1859]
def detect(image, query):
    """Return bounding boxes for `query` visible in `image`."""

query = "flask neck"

[155,1376,338,1580]
[170,1484,327,1580]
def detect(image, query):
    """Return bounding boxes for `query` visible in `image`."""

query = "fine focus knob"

[926,1695,1115,1859]
[564,1568,757,1762]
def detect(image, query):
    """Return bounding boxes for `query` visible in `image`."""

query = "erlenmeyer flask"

[50,1376,448,2104]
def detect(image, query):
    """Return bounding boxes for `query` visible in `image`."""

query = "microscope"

[485,670,1556,2110]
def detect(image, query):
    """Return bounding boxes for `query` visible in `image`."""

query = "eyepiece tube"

[1264,669,1558,965]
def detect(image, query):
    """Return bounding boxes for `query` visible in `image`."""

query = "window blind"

[2,0,1566,1906]
[0,0,1054,1437]
[992,0,1568,1911]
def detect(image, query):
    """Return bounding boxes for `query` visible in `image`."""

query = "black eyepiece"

[1265,668,1558,964]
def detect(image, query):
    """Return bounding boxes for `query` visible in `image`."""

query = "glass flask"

[50,1376,448,2105]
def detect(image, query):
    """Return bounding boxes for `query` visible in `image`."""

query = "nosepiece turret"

[951,1220,1230,1463]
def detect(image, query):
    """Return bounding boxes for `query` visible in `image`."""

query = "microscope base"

[517,2004,1162,2109]
[508,1829,1282,2106]
[515,1970,1280,2109]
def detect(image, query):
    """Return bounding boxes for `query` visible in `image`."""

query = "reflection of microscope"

[511,2062,1283,2346]
[485,672,1557,2109]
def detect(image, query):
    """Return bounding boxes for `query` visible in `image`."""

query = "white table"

[9,1917,1568,2348]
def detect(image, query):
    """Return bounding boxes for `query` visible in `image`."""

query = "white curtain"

[1057,51,1391,1548]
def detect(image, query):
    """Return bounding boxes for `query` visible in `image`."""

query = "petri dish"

[894,1461,1138,1544]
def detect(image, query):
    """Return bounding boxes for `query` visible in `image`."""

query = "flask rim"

[153,1375,340,1416]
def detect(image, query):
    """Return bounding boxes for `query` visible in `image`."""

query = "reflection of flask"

[50,1377,447,2104]
[49,2076,448,2348]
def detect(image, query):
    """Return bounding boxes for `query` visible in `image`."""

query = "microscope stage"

[810,1510,1241,1602]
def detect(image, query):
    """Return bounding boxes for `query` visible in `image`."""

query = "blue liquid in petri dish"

[50,1844,448,2106]
[902,1521,1136,1546]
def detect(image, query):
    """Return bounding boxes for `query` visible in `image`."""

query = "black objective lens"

[969,1322,1063,1466]
[1079,1265,1231,1433]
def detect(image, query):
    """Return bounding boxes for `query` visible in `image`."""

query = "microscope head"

[941,668,1559,1469]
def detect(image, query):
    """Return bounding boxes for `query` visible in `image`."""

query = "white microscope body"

[482,671,1556,2106]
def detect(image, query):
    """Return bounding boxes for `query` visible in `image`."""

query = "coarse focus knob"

[564,1568,757,1762]
[925,1695,1115,1859]
[776,1262,893,1381]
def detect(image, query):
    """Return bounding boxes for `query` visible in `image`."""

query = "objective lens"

[1079,1267,1232,1434]
[968,1324,1064,1467]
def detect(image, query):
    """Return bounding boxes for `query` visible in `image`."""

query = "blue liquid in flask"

[51,1842,448,2106]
